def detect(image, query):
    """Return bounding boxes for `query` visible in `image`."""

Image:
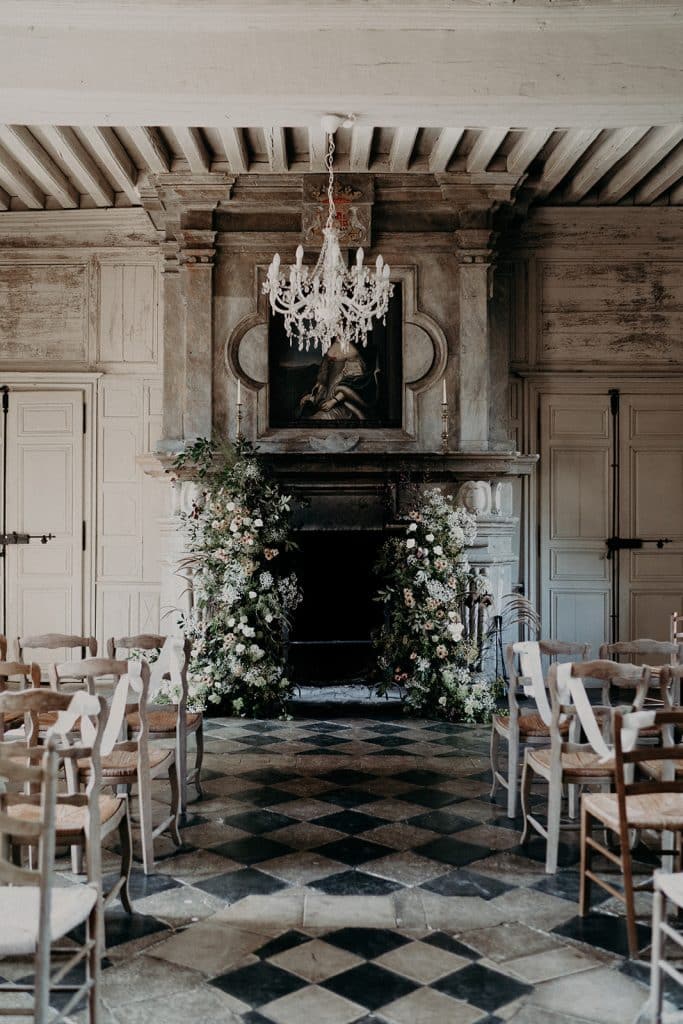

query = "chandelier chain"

[325,132,336,230]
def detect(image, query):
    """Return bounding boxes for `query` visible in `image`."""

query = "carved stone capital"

[455,228,498,265]
[177,228,216,268]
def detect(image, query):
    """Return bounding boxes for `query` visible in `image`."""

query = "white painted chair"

[0,710,102,1022]
[491,640,590,818]
[520,658,644,874]
[650,870,683,1022]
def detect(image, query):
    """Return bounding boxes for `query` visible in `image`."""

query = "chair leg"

[33,924,50,1024]
[622,835,639,958]
[520,752,532,845]
[507,733,520,819]
[545,770,563,874]
[137,777,155,876]
[651,886,665,1024]
[86,898,102,1024]
[118,808,133,914]
[176,720,188,817]
[489,726,500,799]
[579,801,592,916]
[167,759,182,847]
[567,782,578,821]
[194,720,204,801]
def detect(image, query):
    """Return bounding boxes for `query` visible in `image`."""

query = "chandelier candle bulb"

[236,379,241,406]
[442,379,447,405]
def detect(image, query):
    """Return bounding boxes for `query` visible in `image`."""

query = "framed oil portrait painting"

[268,284,403,430]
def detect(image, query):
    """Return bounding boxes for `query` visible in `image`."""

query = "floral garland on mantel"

[174,438,302,717]
[374,487,497,723]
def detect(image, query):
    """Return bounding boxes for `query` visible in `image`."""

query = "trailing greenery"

[373,487,498,723]
[174,438,302,717]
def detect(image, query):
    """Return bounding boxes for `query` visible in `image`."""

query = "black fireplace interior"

[287,530,385,684]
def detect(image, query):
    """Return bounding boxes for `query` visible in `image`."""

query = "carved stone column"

[177,225,216,440]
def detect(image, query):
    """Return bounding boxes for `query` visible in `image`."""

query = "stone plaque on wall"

[302,174,373,248]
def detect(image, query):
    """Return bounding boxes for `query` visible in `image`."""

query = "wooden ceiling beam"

[634,142,683,204]
[0,184,9,210]
[308,125,328,172]
[81,126,139,203]
[264,127,288,173]
[40,125,114,207]
[219,127,249,174]
[349,126,374,172]
[506,128,553,177]
[173,126,210,173]
[389,126,419,172]
[533,128,601,197]
[466,127,508,173]
[0,125,78,208]
[127,126,170,173]
[428,127,464,174]
[0,142,44,207]
[563,126,649,202]
[599,126,683,203]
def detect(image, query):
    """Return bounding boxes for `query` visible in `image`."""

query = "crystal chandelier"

[264,115,393,354]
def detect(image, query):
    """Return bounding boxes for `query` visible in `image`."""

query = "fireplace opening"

[287,530,385,685]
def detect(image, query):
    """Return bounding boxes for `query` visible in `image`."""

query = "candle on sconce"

[236,379,242,405]
[442,379,447,405]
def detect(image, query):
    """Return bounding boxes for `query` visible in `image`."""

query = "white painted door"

[539,389,683,652]
[539,393,612,654]
[619,394,683,644]
[2,390,85,661]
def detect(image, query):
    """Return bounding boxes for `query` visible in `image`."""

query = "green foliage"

[373,487,497,723]
[175,438,302,717]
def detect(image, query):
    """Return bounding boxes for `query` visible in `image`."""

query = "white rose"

[433,545,443,555]
[253,518,263,528]
[407,523,417,532]
[227,502,236,511]
[426,533,435,542]
[249,591,257,599]
[406,538,416,549]
[227,617,236,628]
[235,643,245,654]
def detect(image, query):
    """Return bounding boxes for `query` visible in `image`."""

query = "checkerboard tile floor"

[5,716,672,1023]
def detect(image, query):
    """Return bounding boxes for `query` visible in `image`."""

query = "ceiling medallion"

[264,114,393,354]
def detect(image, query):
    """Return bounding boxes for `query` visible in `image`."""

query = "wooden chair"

[491,639,591,818]
[650,870,683,1022]
[0,659,41,737]
[0,728,102,1022]
[672,611,683,647]
[50,658,181,875]
[521,659,644,874]
[107,634,202,814]
[0,686,132,915]
[580,705,683,957]
[598,639,682,708]
[0,634,6,659]
[19,634,98,692]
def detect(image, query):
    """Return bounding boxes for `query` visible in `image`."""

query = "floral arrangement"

[373,487,497,723]
[172,438,302,717]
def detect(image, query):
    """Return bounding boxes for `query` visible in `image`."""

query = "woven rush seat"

[527,746,614,779]
[126,709,201,733]
[6,795,124,837]
[79,745,171,778]
[641,758,683,780]
[493,711,570,737]
[0,885,98,957]
[583,791,683,832]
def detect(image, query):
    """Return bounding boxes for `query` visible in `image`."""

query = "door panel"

[539,394,612,654]
[620,394,683,644]
[3,390,85,664]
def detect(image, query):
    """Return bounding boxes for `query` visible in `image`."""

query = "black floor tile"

[553,911,651,958]
[241,721,282,733]
[194,867,287,900]
[621,958,683,1010]
[222,809,297,834]
[241,1012,278,1024]
[322,962,418,1011]
[311,870,402,896]
[423,931,480,959]
[70,908,167,948]
[316,837,394,866]
[211,961,306,1007]
[395,769,452,786]
[300,722,350,733]
[299,733,350,746]
[422,868,513,900]
[325,927,411,959]
[299,747,352,756]
[241,768,299,785]
[406,809,473,833]
[233,734,281,747]
[532,870,598,903]
[253,931,311,959]
[416,836,491,867]
[211,836,293,864]
[364,723,409,734]
[314,809,389,834]
[514,837,581,868]
[103,870,181,900]
[231,786,298,807]
[364,735,410,748]
[394,787,460,808]
[434,962,532,1011]
[319,769,375,786]
[320,788,378,808]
